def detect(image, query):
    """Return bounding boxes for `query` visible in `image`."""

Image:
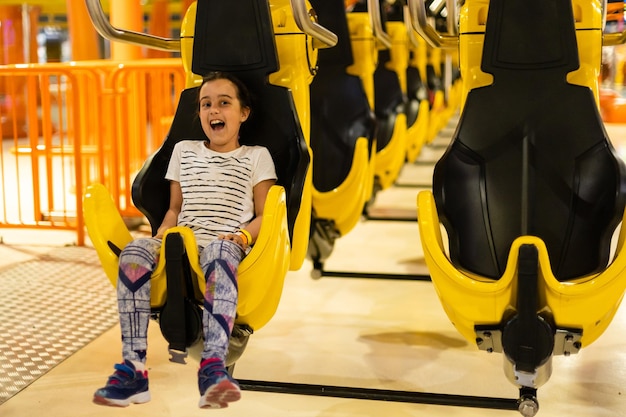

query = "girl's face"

[199,78,250,152]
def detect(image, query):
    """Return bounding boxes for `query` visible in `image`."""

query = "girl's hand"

[219,233,248,250]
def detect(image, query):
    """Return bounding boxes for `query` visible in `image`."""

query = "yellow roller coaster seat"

[417,190,626,348]
[418,0,626,394]
[84,182,290,332]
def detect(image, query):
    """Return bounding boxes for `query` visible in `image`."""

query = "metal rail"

[291,0,338,48]
[239,379,520,411]
[407,0,458,49]
[84,0,181,51]
[368,0,393,48]
[86,0,338,51]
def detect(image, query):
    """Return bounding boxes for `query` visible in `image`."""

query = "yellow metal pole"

[66,0,100,60]
[110,0,144,60]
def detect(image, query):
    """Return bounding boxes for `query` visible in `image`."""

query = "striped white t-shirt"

[165,140,277,247]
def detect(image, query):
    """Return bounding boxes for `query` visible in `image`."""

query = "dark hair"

[197,71,253,112]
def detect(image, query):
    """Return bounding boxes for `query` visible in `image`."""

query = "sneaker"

[93,360,150,407]
[198,358,241,408]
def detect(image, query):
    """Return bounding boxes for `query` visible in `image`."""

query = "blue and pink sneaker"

[93,360,150,407]
[197,358,241,408]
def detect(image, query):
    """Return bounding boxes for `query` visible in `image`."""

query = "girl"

[93,72,277,409]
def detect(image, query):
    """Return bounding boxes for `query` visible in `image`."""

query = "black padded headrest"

[433,0,626,280]
[192,0,278,75]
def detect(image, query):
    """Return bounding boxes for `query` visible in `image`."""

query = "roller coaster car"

[417,0,626,409]
[308,0,377,271]
[84,0,310,367]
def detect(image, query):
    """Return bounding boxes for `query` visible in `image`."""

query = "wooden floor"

[1,118,625,417]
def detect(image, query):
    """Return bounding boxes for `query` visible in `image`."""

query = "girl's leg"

[93,237,160,407]
[117,237,161,363]
[197,239,244,408]
[199,239,245,361]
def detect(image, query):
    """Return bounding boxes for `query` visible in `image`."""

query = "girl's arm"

[245,179,276,242]
[220,179,275,248]
[154,180,183,239]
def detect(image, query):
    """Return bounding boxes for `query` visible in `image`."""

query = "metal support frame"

[317,269,431,280]
[238,379,520,411]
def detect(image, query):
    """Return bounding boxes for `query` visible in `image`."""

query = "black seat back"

[132,0,309,243]
[433,0,626,280]
[309,0,376,192]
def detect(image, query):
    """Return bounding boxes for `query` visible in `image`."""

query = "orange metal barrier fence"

[0,58,186,245]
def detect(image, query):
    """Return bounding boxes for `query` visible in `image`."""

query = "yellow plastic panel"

[83,183,134,286]
[312,137,370,236]
[406,36,430,159]
[458,0,493,108]
[566,0,603,102]
[362,140,377,203]
[179,1,202,88]
[346,12,378,110]
[386,21,409,94]
[375,113,407,190]
[417,190,626,348]
[237,185,289,323]
[269,0,317,270]
[236,187,290,329]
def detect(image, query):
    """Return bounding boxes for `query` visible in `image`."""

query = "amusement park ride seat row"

[82,0,626,416]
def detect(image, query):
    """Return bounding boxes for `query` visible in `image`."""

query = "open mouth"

[210,120,225,130]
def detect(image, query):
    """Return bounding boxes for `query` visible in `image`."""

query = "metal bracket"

[475,328,503,353]
[168,348,189,364]
[553,329,582,356]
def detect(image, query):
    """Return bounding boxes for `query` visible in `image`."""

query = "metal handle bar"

[367,0,392,48]
[407,0,458,49]
[604,32,626,46]
[602,0,626,46]
[291,0,338,48]
[85,0,181,51]
[446,0,458,36]
[405,5,421,48]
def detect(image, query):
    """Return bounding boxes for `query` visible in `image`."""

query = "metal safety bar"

[86,0,338,51]
[291,0,338,48]
[368,0,393,48]
[85,0,182,51]
[407,0,458,49]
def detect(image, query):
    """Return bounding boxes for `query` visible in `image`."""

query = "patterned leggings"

[116,237,244,363]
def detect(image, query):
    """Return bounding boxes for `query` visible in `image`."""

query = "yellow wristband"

[239,229,252,245]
